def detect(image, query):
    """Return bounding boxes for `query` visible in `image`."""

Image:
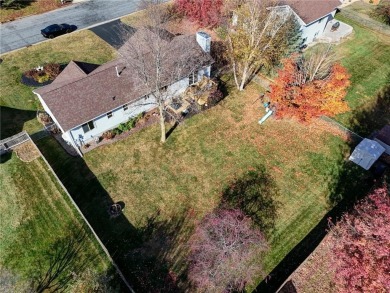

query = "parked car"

[41,24,77,38]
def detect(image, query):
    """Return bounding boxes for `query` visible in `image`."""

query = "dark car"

[41,24,77,38]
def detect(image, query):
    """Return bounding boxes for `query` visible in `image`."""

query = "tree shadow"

[36,136,190,292]
[125,209,194,292]
[0,106,36,139]
[31,226,96,293]
[220,167,280,235]
[36,137,138,292]
[348,83,390,137]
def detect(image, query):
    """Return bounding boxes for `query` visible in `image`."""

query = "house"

[33,30,213,156]
[272,0,341,44]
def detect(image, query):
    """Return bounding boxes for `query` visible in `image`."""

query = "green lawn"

[333,13,390,134]
[0,149,121,291]
[37,80,362,290]
[0,0,62,23]
[1,7,386,292]
[0,30,116,137]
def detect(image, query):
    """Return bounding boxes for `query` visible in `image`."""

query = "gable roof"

[34,30,213,132]
[278,0,341,24]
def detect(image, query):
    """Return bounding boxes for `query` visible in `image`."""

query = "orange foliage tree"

[270,54,350,122]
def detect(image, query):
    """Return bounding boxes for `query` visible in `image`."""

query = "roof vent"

[115,66,120,77]
[112,96,116,100]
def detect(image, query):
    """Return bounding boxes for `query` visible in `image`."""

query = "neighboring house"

[33,30,213,156]
[271,0,341,44]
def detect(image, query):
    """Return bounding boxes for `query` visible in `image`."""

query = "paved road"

[0,0,167,54]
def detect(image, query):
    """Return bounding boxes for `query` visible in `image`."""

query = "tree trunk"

[239,64,249,91]
[158,103,166,143]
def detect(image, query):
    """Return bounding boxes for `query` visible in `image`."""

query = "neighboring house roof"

[349,138,385,170]
[34,29,213,132]
[278,0,341,24]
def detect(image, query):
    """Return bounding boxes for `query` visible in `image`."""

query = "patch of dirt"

[289,234,337,293]
[13,141,40,162]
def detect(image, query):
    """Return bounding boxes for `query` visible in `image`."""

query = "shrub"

[44,63,61,79]
[328,186,390,292]
[208,88,224,107]
[102,130,115,140]
[188,208,268,292]
[23,63,61,83]
[175,0,223,28]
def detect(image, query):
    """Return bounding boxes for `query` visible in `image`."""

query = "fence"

[0,131,30,155]
[339,9,390,37]
[321,116,363,146]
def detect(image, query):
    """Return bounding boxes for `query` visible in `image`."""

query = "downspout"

[69,131,83,157]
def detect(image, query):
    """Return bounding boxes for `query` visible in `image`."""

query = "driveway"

[89,19,135,49]
[0,0,168,54]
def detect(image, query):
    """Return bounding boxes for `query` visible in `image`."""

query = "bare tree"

[188,209,268,292]
[288,43,336,87]
[222,0,300,90]
[118,0,211,142]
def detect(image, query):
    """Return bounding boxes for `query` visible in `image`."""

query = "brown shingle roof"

[279,0,341,24]
[34,31,213,132]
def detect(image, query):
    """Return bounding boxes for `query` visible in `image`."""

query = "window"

[107,111,113,118]
[189,73,196,85]
[123,104,128,111]
[82,121,95,133]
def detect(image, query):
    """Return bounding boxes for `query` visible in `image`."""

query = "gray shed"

[349,138,385,170]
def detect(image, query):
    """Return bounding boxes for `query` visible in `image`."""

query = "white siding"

[66,76,193,146]
[301,11,336,44]
[69,95,156,146]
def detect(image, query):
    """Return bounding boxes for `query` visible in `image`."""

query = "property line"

[28,134,135,293]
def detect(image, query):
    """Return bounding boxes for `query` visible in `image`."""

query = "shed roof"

[349,138,385,170]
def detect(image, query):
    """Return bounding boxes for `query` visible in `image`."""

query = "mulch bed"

[81,110,160,154]
[13,141,40,162]
[21,75,53,87]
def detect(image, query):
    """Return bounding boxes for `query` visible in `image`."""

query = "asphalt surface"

[0,0,168,54]
[89,19,135,49]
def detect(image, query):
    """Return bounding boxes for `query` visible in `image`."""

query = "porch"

[317,19,353,43]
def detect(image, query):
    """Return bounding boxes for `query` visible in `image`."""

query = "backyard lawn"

[37,80,366,290]
[0,144,122,291]
[0,30,116,138]
[333,12,390,135]
[1,6,387,292]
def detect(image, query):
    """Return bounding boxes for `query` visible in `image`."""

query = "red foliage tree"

[270,54,350,122]
[188,209,268,292]
[328,186,390,292]
[175,0,223,27]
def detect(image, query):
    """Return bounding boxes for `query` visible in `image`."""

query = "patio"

[317,20,353,43]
